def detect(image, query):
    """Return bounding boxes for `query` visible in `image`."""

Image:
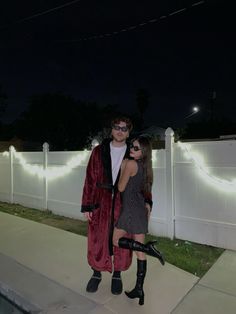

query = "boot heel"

[157,251,165,265]
[139,295,144,305]
[146,242,165,265]
[147,240,157,245]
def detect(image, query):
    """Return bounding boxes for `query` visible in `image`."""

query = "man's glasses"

[112,125,128,132]
[130,144,142,151]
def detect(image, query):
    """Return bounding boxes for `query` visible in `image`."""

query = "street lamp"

[184,106,200,119]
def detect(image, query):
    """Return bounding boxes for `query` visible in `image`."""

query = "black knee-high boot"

[125,259,147,305]
[118,237,165,265]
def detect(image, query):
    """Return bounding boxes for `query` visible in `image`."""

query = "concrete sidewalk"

[0,212,235,314]
[172,249,236,314]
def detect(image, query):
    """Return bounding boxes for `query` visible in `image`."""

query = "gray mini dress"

[116,161,148,234]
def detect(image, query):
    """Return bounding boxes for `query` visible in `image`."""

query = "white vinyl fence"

[0,128,236,250]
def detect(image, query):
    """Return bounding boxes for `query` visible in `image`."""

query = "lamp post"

[184,106,200,119]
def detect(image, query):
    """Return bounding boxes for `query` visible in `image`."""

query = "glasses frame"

[130,143,142,152]
[112,124,129,132]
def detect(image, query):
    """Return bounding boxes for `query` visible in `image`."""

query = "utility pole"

[209,90,216,121]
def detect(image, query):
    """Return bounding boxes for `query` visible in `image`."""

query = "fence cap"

[43,142,49,150]
[165,127,174,136]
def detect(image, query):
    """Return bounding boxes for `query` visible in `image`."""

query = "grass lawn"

[0,201,224,278]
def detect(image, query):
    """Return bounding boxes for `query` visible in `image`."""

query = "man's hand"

[84,212,93,221]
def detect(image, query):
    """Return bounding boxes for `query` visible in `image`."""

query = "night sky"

[0,0,235,127]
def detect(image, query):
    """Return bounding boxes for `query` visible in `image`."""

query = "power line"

[56,1,205,43]
[0,0,82,29]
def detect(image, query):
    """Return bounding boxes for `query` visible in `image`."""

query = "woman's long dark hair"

[134,136,153,194]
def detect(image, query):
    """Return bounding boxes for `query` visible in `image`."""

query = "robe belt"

[96,182,114,190]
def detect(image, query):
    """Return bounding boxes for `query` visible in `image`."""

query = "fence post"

[165,127,175,239]
[9,145,14,204]
[42,142,49,210]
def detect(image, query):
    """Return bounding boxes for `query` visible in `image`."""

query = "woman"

[113,136,165,305]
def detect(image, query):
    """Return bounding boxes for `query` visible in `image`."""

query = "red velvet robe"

[81,139,132,272]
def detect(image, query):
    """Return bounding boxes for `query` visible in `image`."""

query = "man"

[81,116,133,294]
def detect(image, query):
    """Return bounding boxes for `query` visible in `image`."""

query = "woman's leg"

[113,227,127,247]
[133,233,146,260]
[124,234,147,305]
[117,235,165,265]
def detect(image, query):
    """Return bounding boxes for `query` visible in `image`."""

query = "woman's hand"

[146,203,151,221]
[121,159,128,174]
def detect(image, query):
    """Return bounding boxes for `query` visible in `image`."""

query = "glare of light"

[178,142,236,192]
[184,106,200,119]
[2,148,90,180]
[152,150,158,166]
[3,151,9,157]
[91,139,99,149]
[193,106,199,113]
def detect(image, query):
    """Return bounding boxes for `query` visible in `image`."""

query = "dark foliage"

[8,93,126,150]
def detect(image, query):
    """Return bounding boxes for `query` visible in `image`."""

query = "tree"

[13,93,126,150]
[14,93,102,150]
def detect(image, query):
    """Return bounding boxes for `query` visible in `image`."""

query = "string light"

[5,141,234,192]
[2,147,90,181]
[178,142,236,193]
[3,147,161,176]
[151,150,158,168]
